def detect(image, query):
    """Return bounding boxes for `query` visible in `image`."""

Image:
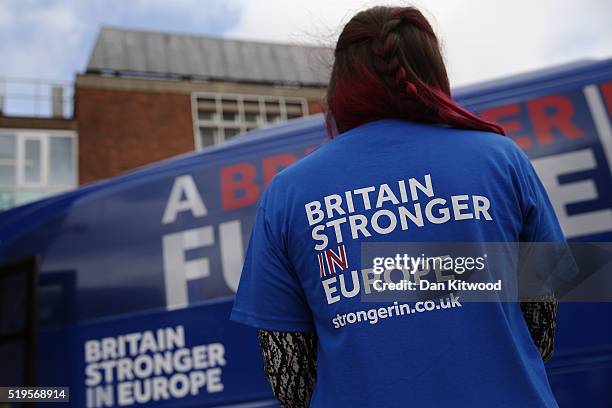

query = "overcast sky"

[1,0,611,88]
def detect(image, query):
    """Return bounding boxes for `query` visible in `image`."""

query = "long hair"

[326,6,504,136]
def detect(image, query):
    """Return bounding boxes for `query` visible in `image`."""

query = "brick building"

[76,27,331,184]
[0,79,76,210]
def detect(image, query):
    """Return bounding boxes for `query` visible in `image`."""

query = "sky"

[0,0,611,88]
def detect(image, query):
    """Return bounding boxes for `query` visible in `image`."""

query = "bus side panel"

[464,78,612,407]
[38,300,277,408]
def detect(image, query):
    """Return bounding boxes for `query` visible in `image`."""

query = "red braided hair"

[326,6,504,137]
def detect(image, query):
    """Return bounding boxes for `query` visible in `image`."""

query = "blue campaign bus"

[1,58,612,407]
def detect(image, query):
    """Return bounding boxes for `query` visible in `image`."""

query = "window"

[0,257,39,386]
[192,92,308,149]
[0,130,77,211]
[244,111,259,123]
[199,127,217,148]
[198,110,215,121]
[49,137,74,186]
[224,128,241,140]
[0,135,16,186]
[24,137,42,184]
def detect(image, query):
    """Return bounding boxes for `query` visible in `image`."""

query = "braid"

[370,16,439,123]
[371,19,404,91]
[327,6,505,136]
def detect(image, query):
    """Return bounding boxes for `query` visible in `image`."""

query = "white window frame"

[191,92,309,150]
[0,129,78,191]
[18,132,48,188]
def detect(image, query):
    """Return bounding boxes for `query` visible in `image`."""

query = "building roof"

[86,27,332,87]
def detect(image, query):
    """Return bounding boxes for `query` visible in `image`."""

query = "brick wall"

[76,78,327,185]
[76,87,195,184]
[308,100,325,115]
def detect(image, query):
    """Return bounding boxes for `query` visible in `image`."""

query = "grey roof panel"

[88,31,106,69]
[222,40,244,80]
[124,30,147,72]
[200,38,225,78]
[240,42,265,82]
[273,45,296,83]
[294,46,319,84]
[86,27,331,86]
[182,36,208,77]
[167,34,190,75]
[102,28,126,72]
[253,43,282,83]
[144,32,167,74]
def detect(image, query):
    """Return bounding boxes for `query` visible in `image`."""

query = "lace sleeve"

[520,293,558,362]
[257,330,317,408]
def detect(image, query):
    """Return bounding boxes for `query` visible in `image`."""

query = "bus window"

[0,256,38,386]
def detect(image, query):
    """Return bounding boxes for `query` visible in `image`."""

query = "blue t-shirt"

[231,119,566,407]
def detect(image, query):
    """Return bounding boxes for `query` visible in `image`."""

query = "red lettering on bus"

[263,153,299,187]
[220,163,260,210]
[480,104,531,148]
[601,82,612,116]
[527,95,583,144]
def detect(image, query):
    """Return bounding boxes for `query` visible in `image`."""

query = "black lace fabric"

[256,296,557,406]
[520,293,558,362]
[257,330,317,408]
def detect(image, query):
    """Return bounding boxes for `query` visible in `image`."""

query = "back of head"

[326,6,504,136]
